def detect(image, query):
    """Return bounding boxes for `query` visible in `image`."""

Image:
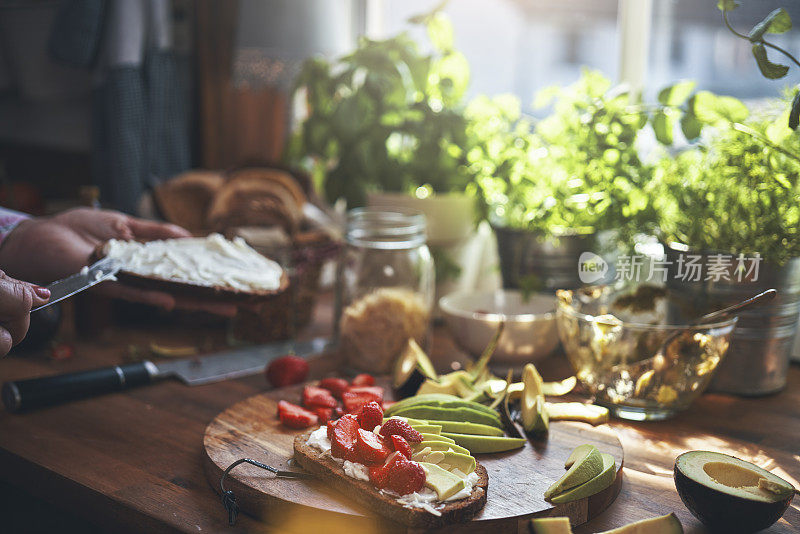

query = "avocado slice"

[541,376,577,396]
[419,462,467,500]
[545,402,609,425]
[548,453,616,504]
[427,451,476,475]
[674,450,795,533]
[564,444,596,469]
[523,363,544,397]
[411,441,471,456]
[522,393,549,436]
[419,432,455,444]
[416,379,459,396]
[393,405,503,429]
[440,432,526,454]
[543,445,603,499]
[408,424,442,434]
[392,339,439,397]
[530,517,573,534]
[385,393,500,419]
[424,420,504,437]
[596,513,683,534]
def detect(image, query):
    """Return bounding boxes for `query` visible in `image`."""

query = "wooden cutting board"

[203,381,624,533]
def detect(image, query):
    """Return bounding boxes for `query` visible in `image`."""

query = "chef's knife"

[31,257,122,312]
[2,337,329,412]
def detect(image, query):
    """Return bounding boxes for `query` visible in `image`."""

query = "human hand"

[0,208,237,316]
[0,272,50,356]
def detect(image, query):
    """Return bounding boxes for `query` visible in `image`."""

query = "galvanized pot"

[493,226,597,293]
[664,244,800,395]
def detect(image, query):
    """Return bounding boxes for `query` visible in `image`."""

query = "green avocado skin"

[674,466,792,533]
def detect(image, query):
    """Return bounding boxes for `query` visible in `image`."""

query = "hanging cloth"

[50,0,190,214]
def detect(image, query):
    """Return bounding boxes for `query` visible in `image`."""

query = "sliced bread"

[293,428,488,528]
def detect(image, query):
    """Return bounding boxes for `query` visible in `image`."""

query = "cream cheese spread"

[103,233,283,292]
[305,426,474,515]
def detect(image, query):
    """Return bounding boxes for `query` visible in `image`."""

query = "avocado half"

[674,451,795,533]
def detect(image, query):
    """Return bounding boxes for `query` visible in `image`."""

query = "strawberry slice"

[303,386,337,409]
[346,385,384,399]
[319,377,349,399]
[390,435,413,459]
[368,451,403,489]
[351,373,375,386]
[386,458,426,495]
[357,401,384,430]
[331,414,359,460]
[379,418,423,443]
[314,407,334,423]
[326,420,337,440]
[277,400,318,429]
[342,386,384,413]
[355,428,391,465]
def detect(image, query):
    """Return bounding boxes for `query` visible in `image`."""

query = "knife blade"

[31,257,122,312]
[2,337,330,412]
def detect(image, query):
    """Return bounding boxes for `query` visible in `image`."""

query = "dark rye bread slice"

[293,429,488,528]
[90,242,289,303]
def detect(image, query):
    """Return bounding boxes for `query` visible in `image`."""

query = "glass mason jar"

[335,208,435,374]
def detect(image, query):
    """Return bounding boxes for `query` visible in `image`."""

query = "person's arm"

[0,208,236,316]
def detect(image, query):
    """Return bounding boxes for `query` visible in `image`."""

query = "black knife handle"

[2,361,156,412]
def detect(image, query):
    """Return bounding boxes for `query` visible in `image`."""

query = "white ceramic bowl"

[439,290,559,370]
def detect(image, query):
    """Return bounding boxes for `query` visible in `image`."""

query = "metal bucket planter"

[664,243,800,395]
[493,226,597,293]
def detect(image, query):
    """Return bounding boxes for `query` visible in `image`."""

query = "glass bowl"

[556,286,738,421]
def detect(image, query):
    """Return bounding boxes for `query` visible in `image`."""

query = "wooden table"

[0,298,798,533]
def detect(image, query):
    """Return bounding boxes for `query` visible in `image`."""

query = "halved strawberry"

[368,451,403,489]
[357,401,384,430]
[331,414,359,460]
[351,373,375,387]
[355,428,391,465]
[342,386,384,413]
[390,435,413,459]
[277,400,318,429]
[346,385,384,399]
[314,407,334,423]
[319,377,349,399]
[386,459,426,495]
[303,386,337,409]
[379,418,423,443]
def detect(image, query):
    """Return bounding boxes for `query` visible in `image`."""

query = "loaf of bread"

[153,170,225,233]
[293,429,488,528]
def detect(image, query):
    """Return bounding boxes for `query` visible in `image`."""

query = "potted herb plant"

[286,8,495,299]
[469,70,661,293]
[655,98,800,396]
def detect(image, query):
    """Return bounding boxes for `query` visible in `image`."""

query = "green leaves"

[717,0,740,11]
[692,91,749,125]
[790,89,800,130]
[427,13,454,52]
[749,8,792,41]
[287,10,473,206]
[752,43,789,79]
[658,80,696,107]
[653,111,674,145]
